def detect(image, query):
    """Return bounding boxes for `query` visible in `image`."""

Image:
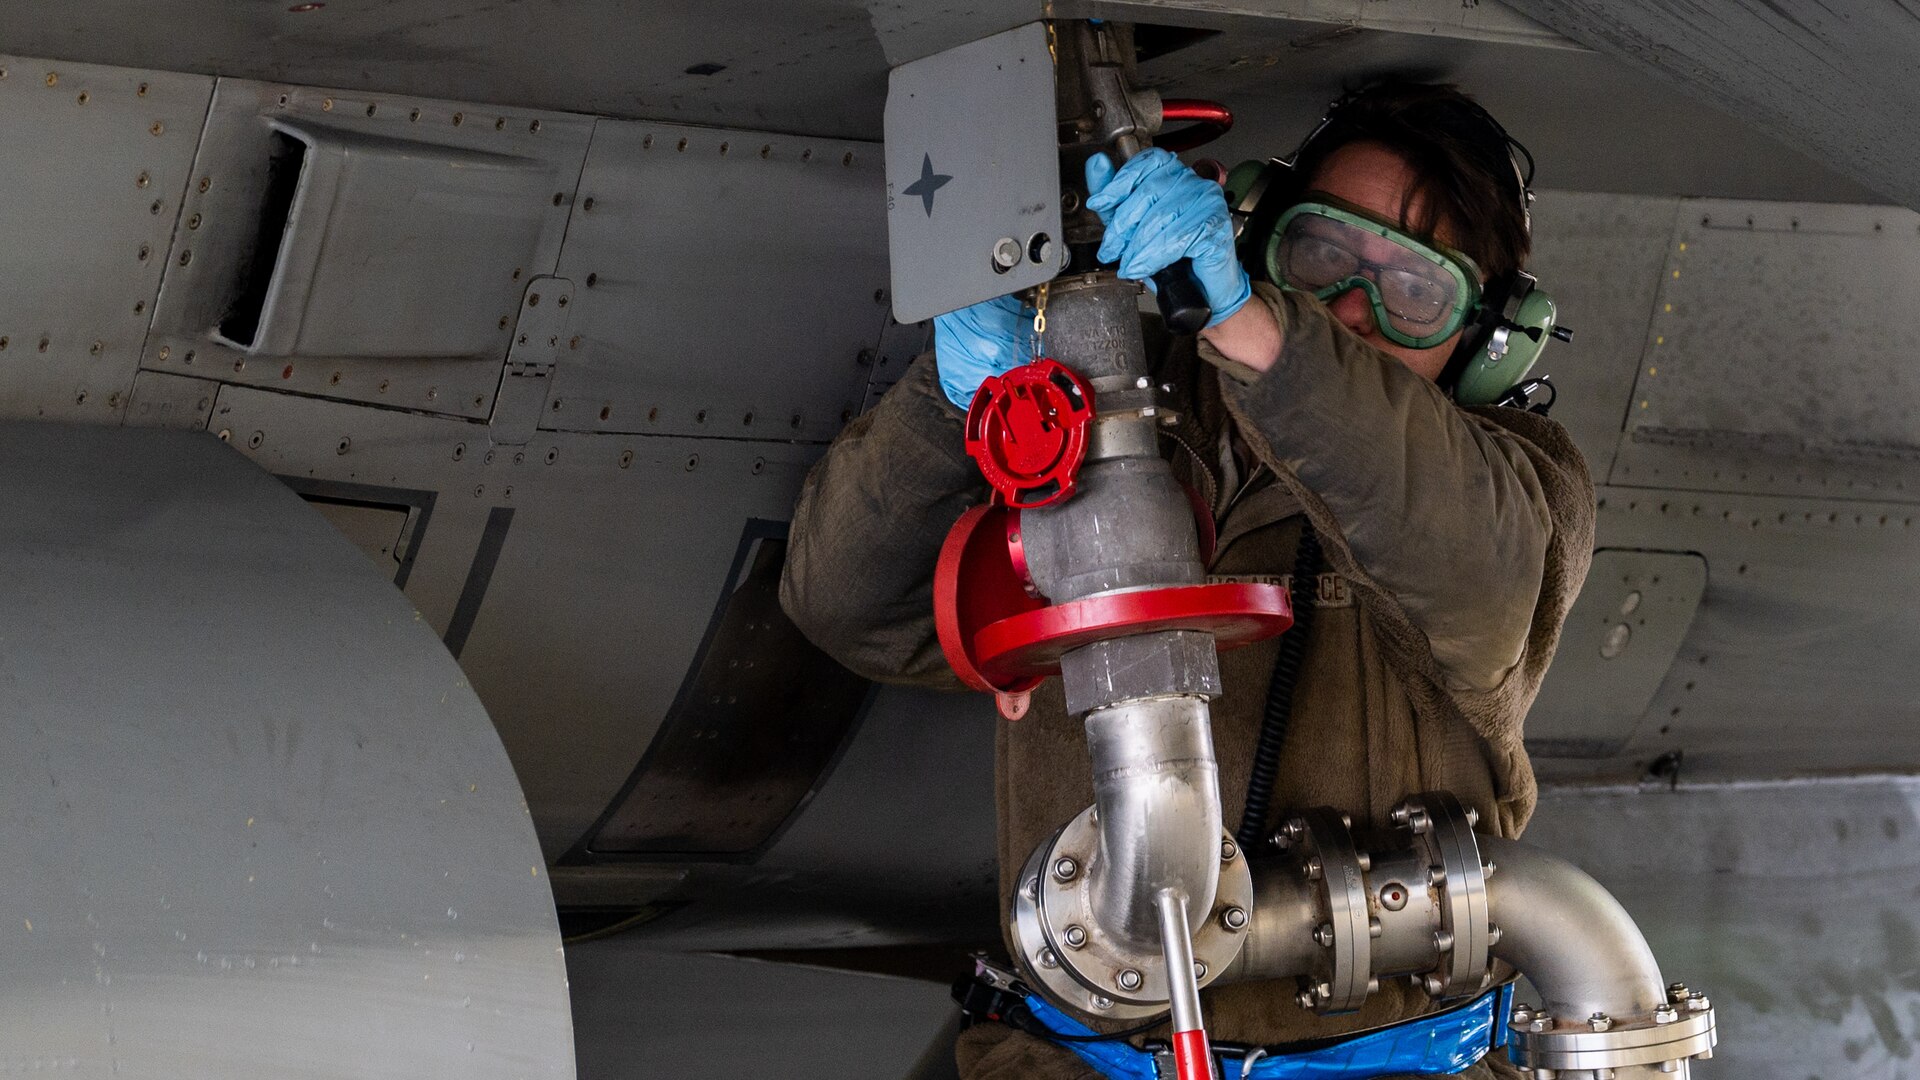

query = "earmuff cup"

[1451,283,1558,407]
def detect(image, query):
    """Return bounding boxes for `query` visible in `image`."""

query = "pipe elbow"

[1084,695,1222,946]
[1481,835,1669,1021]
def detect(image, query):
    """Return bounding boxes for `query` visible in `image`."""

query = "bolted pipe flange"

[1394,792,1491,1001]
[1285,807,1372,1014]
[1508,993,1718,1076]
[1010,811,1253,1020]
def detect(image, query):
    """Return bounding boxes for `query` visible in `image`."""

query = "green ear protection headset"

[1222,91,1570,407]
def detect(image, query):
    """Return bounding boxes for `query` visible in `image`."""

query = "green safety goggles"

[1264,198,1484,350]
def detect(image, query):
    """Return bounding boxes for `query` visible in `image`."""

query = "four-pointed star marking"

[902,152,953,217]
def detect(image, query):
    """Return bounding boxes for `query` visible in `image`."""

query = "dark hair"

[1290,80,1532,281]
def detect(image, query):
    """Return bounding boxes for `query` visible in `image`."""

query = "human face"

[1300,141,1478,382]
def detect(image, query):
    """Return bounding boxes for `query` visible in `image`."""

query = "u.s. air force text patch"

[1205,572,1353,608]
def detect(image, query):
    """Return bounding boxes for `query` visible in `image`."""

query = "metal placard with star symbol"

[883,22,1062,323]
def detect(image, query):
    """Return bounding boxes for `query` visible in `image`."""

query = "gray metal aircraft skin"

[1,2,1917,1077]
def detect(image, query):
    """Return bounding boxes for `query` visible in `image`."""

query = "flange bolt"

[1313,923,1335,947]
[1052,857,1079,883]
[1116,968,1143,991]
[1063,925,1088,949]
[1221,906,1248,932]
[1653,1004,1679,1024]
[1588,1012,1613,1032]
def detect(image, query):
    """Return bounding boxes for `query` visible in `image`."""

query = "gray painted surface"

[1547,484,1920,786]
[0,422,571,1078]
[1612,199,1920,504]
[597,685,1000,951]
[546,118,885,443]
[1502,0,1920,211]
[209,382,832,860]
[1518,191,1681,480]
[0,59,212,426]
[884,22,1062,322]
[0,4,1876,204]
[1527,779,1920,1080]
[566,945,956,1080]
[1527,550,1707,759]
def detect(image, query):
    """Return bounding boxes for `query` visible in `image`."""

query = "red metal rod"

[1157,99,1234,153]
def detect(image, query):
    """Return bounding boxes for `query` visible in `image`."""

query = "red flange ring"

[970,582,1293,685]
[1006,509,1042,599]
[964,359,1095,509]
[933,504,1046,696]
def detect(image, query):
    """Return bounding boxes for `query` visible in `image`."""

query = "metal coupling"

[1010,807,1254,1020]
[1275,794,1489,1016]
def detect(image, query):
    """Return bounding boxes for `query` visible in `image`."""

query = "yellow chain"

[1032,281,1050,336]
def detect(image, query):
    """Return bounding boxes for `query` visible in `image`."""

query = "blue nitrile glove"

[933,293,1027,409]
[1084,148,1251,328]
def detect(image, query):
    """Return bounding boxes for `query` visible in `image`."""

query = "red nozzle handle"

[1157,99,1234,153]
[1171,1028,1214,1080]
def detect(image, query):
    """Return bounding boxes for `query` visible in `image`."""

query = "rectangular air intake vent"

[219,130,307,350]
[140,81,590,421]
[210,119,557,360]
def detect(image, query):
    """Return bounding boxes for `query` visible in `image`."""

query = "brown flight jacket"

[779,284,1595,1071]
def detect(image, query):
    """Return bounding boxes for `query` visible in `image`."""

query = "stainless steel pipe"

[1210,828,1693,1077]
[1480,836,1669,1023]
[1083,695,1223,945]
[1014,274,1226,962]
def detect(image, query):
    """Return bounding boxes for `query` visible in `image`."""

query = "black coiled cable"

[1234,525,1323,851]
